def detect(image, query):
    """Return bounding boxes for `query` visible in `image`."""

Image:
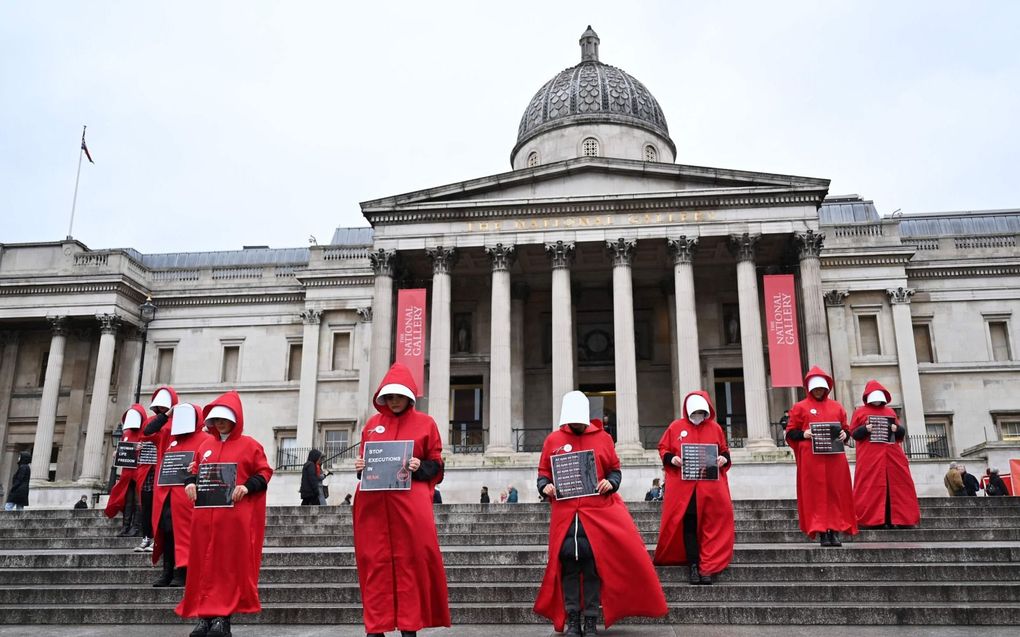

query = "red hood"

[557,418,605,436]
[372,363,419,416]
[681,390,717,422]
[861,380,892,405]
[150,385,179,411]
[803,366,835,399]
[202,390,245,440]
[121,404,148,425]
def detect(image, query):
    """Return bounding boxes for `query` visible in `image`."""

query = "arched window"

[581,137,600,157]
[527,151,539,167]
[644,144,658,162]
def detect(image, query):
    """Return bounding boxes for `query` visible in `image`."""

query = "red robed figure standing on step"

[850,380,921,528]
[353,363,450,636]
[176,390,273,634]
[104,404,149,533]
[653,390,735,582]
[785,366,858,547]
[534,390,667,635]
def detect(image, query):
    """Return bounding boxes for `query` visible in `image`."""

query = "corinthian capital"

[823,290,849,307]
[369,249,397,277]
[728,233,760,263]
[606,238,637,267]
[48,316,69,337]
[299,309,322,325]
[544,240,575,269]
[666,236,698,265]
[794,230,825,259]
[96,313,122,335]
[426,246,458,275]
[485,243,516,272]
[887,287,915,304]
[356,306,373,323]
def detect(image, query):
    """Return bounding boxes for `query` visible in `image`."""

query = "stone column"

[795,230,832,371]
[545,240,575,425]
[355,307,375,428]
[0,332,20,476]
[728,234,775,452]
[485,244,515,455]
[426,246,457,449]
[888,287,926,434]
[660,281,682,417]
[510,282,530,441]
[607,238,643,454]
[668,236,701,397]
[31,317,68,483]
[368,249,397,395]
[78,314,122,483]
[824,290,854,414]
[296,309,322,449]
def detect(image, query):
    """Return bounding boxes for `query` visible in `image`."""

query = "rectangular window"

[287,343,302,381]
[323,428,350,458]
[992,413,1020,442]
[155,348,174,384]
[913,323,934,363]
[276,434,299,469]
[988,321,1011,361]
[857,314,881,355]
[331,332,351,371]
[221,345,240,383]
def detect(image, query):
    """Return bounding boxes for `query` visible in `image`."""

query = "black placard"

[114,441,139,469]
[361,440,414,491]
[551,449,599,500]
[867,416,895,444]
[811,422,844,454]
[681,443,719,481]
[195,462,237,508]
[137,442,158,466]
[157,451,195,486]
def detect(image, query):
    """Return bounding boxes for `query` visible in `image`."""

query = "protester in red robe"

[177,391,272,637]
[653,391,735,584]
[352,363,449,637]
[850,380,921,528]
[785,366,858,546]
[130,386,179,552]
[104,404,148,537]
[534,391,667,636]
[145,402,215,587]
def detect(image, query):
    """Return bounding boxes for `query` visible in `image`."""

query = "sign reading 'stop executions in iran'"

[463,211,719,233]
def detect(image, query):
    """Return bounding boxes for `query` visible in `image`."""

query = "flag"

[81,127,94,164]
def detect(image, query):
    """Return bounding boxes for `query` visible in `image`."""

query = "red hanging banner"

[763,274,803,387]
[395,288,427,395]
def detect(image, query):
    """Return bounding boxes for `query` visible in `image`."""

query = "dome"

[512,27,674,162]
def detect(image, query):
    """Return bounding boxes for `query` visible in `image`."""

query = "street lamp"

[134,297,157,403]
[106,420,124,498]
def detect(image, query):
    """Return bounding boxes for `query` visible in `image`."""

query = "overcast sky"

[2,1,1018,254]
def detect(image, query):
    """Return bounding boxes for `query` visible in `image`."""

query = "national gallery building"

[3,28,1019,505]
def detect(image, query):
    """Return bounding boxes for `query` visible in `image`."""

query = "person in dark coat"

[74,495,89,510]
[4,451,31,511]
[959,465,981,496]
[506,485,519,503]
[480,486,490,504]
[300,449,326,506]
[985,468,1009,496]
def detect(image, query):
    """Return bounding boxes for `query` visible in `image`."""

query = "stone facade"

[2,29,1019,506]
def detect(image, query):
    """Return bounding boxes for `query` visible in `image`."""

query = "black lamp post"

[134,297,157,403]
[106,421,124,497]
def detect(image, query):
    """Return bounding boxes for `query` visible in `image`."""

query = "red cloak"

[785,367,858,538]
[176,391,273,619]
[353,363,450,634]
[653,391,735,575]
[150,403,215,567]
[104,404,150,518]
[851,380,921,527]
[534,419,667,631]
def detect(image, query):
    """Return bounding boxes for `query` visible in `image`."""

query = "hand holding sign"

[184,484,197,502]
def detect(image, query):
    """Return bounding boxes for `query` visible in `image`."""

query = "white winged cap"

[558,391,590,427]
[206,405,236,423]
[807,376,830,392]
[685,393,711,419]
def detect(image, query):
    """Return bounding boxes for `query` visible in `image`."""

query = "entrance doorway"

[713,368,746,443]
[580,384,617,442]
[450,376,484,453]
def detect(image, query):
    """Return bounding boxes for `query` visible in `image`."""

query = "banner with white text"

[763,274,803,387]
[395,288,427,395]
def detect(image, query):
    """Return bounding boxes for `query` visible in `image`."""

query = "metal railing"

[511,428,545,453]
[275,441,360,471]
[906,434,950,459]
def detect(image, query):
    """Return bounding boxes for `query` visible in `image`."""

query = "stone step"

[5,560,1018,586]
[1,601,1020,625]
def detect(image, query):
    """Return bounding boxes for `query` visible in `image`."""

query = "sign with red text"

[395,288,427,395]
[763,275,803,387]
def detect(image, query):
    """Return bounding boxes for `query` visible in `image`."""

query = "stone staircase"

[0,498,1018,625]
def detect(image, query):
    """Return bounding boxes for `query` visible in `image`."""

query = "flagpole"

[67,125,86,240]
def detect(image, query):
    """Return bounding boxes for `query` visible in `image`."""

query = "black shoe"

[207,616,231,637]
[401,632,417,637]
[688,563,701,584]
[152,570,173,587]
[170,567,186,587]
[190,619,212,637]
[699,571,714,585]
[828,531,842,547]
[819,532,832,547]
[583,615,599,634]
[366,634,384,637]
[564,610,582,636]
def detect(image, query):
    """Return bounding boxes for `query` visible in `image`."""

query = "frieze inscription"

[464,211,718,233]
